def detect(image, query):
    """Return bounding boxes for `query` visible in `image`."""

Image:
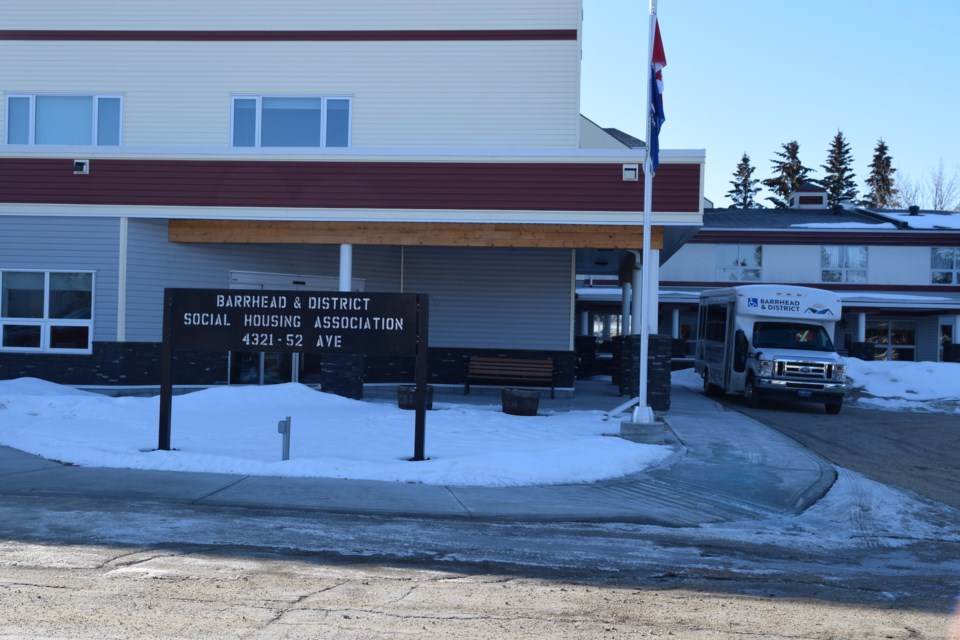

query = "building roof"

[702,205,960,232]
[602,127,645,149]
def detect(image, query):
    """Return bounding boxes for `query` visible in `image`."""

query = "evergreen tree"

[819,131,858,207]
[726,152,761,208]
[862,139,897,208]
[762,141,813,208]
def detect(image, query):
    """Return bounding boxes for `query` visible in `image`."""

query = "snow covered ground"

[0,358,956,487]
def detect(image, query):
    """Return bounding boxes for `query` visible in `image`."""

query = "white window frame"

[4,94,123,146]
[0,270,95,354]
[931,247,959,285]
[716,244,763,282]
[230,95,352,148]
[821,246,868,284]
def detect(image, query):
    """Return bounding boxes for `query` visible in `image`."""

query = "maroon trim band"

[0,29,578,42]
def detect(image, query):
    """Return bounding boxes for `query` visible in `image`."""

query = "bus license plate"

[797,390,812,398]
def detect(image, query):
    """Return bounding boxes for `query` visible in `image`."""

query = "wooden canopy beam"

[168,220,663,250]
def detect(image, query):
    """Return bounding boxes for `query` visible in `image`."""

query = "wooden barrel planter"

[396,385,433,410]
[501,388,540,416]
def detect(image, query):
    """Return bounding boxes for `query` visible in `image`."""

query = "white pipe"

[116,217,128,341]
[339,244,353,292]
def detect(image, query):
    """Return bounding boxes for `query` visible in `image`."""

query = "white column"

[339,244,353,292]
[646,248,660,333]
[857,312,867,342]
[631,264,643,335]
[671,308,680,339]
[580,311,590,336]
[621,283,631,336]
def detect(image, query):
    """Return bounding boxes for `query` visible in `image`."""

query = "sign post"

[158,288,428,458]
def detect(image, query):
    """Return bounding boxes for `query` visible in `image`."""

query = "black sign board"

[159,288,430,461]
[167,288,419,355]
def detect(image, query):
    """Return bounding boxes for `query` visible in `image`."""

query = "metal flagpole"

[631,0,658,424]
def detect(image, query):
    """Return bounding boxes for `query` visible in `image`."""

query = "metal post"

[158,290,174,451]
[277,416,291,461]
[412,294,429,461]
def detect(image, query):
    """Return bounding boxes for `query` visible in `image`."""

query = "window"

[232,96,351,148]
[866,319,916,361]
[1,271,93,353]
[931,248,959,285]
[5,95,121,146]
[821,246,867,283]
[717,244,762,281]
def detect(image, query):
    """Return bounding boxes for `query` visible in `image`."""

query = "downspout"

[116,217,128,342]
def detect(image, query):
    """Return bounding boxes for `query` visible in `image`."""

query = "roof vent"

[908,205,920,216]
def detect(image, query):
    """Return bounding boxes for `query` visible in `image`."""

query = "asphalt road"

[718,395,960,509]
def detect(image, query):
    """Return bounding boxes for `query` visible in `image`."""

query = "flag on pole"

[648,16,667,175]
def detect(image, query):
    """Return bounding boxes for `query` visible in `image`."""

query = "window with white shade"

[821,246,867,283]
[232,96,351,148]
[931,247,960,284]
[5,95,121,146]
[716,244,762,282]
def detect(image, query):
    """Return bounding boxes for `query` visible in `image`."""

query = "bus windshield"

[752,322,835,351]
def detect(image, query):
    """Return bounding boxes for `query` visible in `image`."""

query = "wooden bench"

[464,356,555,399]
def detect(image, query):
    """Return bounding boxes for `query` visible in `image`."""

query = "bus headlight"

[758,360,774,377]
[833,363,846,381]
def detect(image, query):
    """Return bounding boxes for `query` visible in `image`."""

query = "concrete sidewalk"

[0,383,836,526]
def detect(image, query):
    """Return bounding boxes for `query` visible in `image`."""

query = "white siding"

[869,246,929,285]
[6,0,580,30]
[763,246,822,283]
[1,0,581,149]
[660,244,715,282]
[0,216,119,341]
[402,247,572,349]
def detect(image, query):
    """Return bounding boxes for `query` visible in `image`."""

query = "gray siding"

[403,247,572,350]
[124,220,402,340]
[0,216,119,341]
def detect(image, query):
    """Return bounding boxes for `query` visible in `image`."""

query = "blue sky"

[581,0,960,208]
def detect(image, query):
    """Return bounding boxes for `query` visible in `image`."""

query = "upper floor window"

[931,247,959,285]
[5,95,121,146]
[716,244,762,282]
[232,96,351,148]
[1,271,94,354]
[821,246,867,283]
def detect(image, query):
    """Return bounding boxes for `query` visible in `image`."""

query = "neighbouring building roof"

[602,127,645,149]
[701,205,960,232]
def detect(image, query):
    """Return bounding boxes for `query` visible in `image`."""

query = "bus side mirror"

[733,329,748,373]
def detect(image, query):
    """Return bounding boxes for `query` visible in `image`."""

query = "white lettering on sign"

[759,298,801,313]
[316,334,343,348]
[306,296,372,311]
[216,294,288,309]
[183,312,231,326]
[313,316,404,331]
[242,314,301,328]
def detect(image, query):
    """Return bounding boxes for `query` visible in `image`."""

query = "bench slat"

[465,356,555,398]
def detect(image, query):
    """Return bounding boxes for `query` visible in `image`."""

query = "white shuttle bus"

[694,285,847,414]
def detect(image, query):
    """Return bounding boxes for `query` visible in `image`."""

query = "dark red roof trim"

[661,280,960,295]
[690,229,960,247]
[0,29,578,42]
[0,158,701,213]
